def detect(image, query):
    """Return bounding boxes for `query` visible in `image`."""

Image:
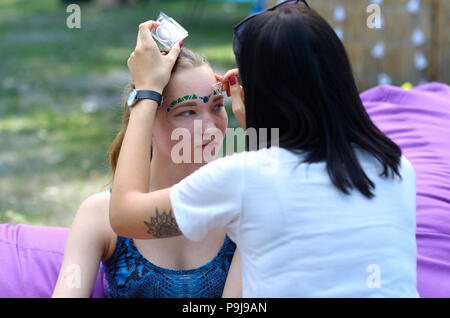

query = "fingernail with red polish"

[179,40,184,48]
[229,75,236,86]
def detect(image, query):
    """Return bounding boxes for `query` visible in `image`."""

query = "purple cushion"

[0,224,107,298]
[361,82,450,298]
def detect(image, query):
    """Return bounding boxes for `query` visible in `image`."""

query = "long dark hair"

[236,4,402,199]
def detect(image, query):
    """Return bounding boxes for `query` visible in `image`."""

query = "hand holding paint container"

[151,12,189,49]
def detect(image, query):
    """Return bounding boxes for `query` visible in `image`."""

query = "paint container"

[151,12,188,49]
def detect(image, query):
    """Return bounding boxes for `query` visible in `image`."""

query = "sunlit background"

[0,0,448,227]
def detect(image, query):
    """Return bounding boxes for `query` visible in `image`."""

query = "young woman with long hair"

[53,47,241,297]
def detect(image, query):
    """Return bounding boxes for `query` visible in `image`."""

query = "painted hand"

[220,69,246,129]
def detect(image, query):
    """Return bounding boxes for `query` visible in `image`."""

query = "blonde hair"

[106,48,210,184]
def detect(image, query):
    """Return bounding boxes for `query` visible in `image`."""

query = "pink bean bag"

[0,83,448,298]
[361,82,450,298]
[0,224,107,298]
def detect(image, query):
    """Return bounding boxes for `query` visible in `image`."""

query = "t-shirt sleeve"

[169,153,245,242]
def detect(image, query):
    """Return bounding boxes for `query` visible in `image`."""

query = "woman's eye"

[176,110,195,117]
[214,104,224,110]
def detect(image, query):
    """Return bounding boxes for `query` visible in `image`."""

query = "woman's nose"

[200,112,217,133]
[199,114,224,144]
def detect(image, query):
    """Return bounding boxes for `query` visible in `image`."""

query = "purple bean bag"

[361,82,450,298]
[0,224,107,298]
[0,83,448,298]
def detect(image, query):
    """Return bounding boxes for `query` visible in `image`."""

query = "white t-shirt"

[170,146,418,297]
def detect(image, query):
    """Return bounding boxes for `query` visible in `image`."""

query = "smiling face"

[152,64,228,165]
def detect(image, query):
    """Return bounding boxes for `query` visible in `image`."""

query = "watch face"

[127,89,137,107]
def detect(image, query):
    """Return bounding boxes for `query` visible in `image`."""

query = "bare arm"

[222,249,242,298]
[109,101,180,239]
[52,194,111,298]
[109,20,182,240]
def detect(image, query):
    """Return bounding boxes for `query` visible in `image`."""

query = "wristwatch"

[127,89,163,108]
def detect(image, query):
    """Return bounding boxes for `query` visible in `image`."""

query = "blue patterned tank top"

[102,189,236,298]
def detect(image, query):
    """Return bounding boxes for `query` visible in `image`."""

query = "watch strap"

[136,90,163,108]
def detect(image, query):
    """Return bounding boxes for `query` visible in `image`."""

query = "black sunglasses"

[233,0,309,60]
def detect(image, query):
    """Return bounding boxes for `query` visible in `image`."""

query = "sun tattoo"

[143,208,182,238]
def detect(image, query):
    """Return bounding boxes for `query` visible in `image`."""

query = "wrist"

[128,89,164,109]
[129,99,159,116]
[132,98,159,110]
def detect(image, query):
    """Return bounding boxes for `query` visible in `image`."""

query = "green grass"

[0,0,251,227]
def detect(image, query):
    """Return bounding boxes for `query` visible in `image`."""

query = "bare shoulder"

[75,190,117,261]
[76,190,111,226]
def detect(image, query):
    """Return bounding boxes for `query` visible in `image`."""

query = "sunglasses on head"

[233,0,310,60]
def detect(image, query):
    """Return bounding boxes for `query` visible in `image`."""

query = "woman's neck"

[148,152,204,192]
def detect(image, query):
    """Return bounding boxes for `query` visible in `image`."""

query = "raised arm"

[109,20,182,239]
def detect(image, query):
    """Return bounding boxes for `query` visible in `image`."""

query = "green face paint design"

[167,88,222,112]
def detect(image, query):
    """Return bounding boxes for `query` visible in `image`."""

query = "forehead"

[164,65,217,100]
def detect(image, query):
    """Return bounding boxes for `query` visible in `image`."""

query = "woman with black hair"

[109,1,418,297]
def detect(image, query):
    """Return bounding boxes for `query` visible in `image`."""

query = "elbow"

[109,207,122,236]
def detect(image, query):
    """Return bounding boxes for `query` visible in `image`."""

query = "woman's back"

[170,145,418,297]
[243,147,416,297]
